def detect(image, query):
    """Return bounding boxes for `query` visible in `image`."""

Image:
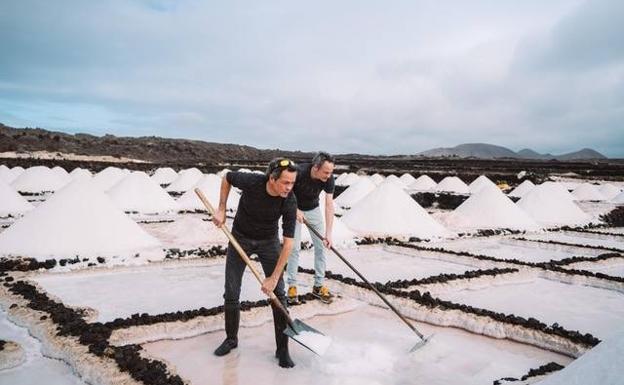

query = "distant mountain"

[418,143,517,159]
[556,148,608,160]
[418,143,607,160]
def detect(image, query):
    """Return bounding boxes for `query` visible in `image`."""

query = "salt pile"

[217,168,231,178]
[147,215,227,246]
[150,167,178,186]
[10,166,25,180]
[468,175,498,194]
[0,179,34,217]
[572,183,605,201]
[298,192,356,247]
[434,176,470,195]
[166,168,203,193]
[177,174,240,211]
[334,177,376,209]
[69,168,92,181]
[508,180,535,198]
[342,180,451,239]
[0,179,160,259]
[598,184,621,201]
[385,174,405,188]
[51,166,71,184]
[0,165,14,183]
[369,173,384,186]
[399,173,416,186]
[516,183,592,227]
[91,166,128,191]
[335,173,348,185]
[449,184,539,231]
[11,166,68,193]
[108,172,180,214]
[612,191,624,204]
[537,330,624,385]
[408,175,437,191]
[337,173,361,186]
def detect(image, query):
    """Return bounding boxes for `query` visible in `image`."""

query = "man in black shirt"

[212,158,298,368]
[286,152,336,304]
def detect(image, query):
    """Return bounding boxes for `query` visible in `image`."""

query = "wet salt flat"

[0,308,86,385]
[566,261,624,278]
[294,245,480,284]
[142,302,572,385]
[33,262,266,322]
[430,236,603,263]
[519,232,624,251]
[434,278,624,339]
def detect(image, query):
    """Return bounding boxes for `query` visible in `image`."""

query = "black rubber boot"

[272,301,295,368]
[214,306,240,356]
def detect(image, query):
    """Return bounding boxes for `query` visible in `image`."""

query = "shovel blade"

[410,334,434,352]
[284,319,332,356]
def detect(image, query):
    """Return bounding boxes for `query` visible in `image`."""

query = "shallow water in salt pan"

[33,263,266,322]
[436,277,624,339]
[142,303,571,385]
[0,308,86,385]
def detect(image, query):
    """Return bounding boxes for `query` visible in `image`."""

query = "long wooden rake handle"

[194,188,293,324]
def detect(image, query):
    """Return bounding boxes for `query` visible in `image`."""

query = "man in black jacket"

[211,158,298,368]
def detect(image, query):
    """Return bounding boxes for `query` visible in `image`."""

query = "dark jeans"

[224,232,287,309]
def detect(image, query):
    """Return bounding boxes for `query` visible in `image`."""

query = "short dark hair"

[312,151,335,168]
[266,158,297,180]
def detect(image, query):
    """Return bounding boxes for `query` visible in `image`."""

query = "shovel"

[303,218,433,352]
[195,188,332,356]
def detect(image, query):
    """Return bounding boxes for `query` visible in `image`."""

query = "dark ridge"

[513,237,624,254]
[600,206,624,227]
[493,362,565,384]
[164,245,227,260]
[383,268,520,289]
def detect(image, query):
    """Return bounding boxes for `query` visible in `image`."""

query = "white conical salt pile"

[108,172,180,214]
[572,183,606,201]
[0,179,161,259]
[10,167,25,180]
[300,216,356,247]
[399,173,416,187]
[434,176,470,194]
[149,216,227,246]
[611,191,624,204]
[508,180,536,198]
[0,165,16,183]
[11,166,68,193]
[516,183,592,227]
[217,168,231,178]
[385,174,405,188]
[237,168,252,173]
[468,175,498,194]
[177,174,240,211]
[449,185,540,231]
[91,166,127,191]
[51,166,71,182]
[0,179,34,217]
[369,173,384,186]
[342,180,451,239]
[407,175,437,191]
[334,177,376,209]
[166,168,203,192]
[69,168,92,181]
[335,173,348,185]
[151,167,178,186]
[338,173,361,186]
[539,181,576,202]
[599,184,621,201]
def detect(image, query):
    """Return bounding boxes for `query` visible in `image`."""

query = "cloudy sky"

[1,0,622,157]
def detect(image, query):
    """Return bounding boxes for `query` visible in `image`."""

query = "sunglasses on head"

[269,158,297,174]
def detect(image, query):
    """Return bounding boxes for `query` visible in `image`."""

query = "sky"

[0,0,623,157]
